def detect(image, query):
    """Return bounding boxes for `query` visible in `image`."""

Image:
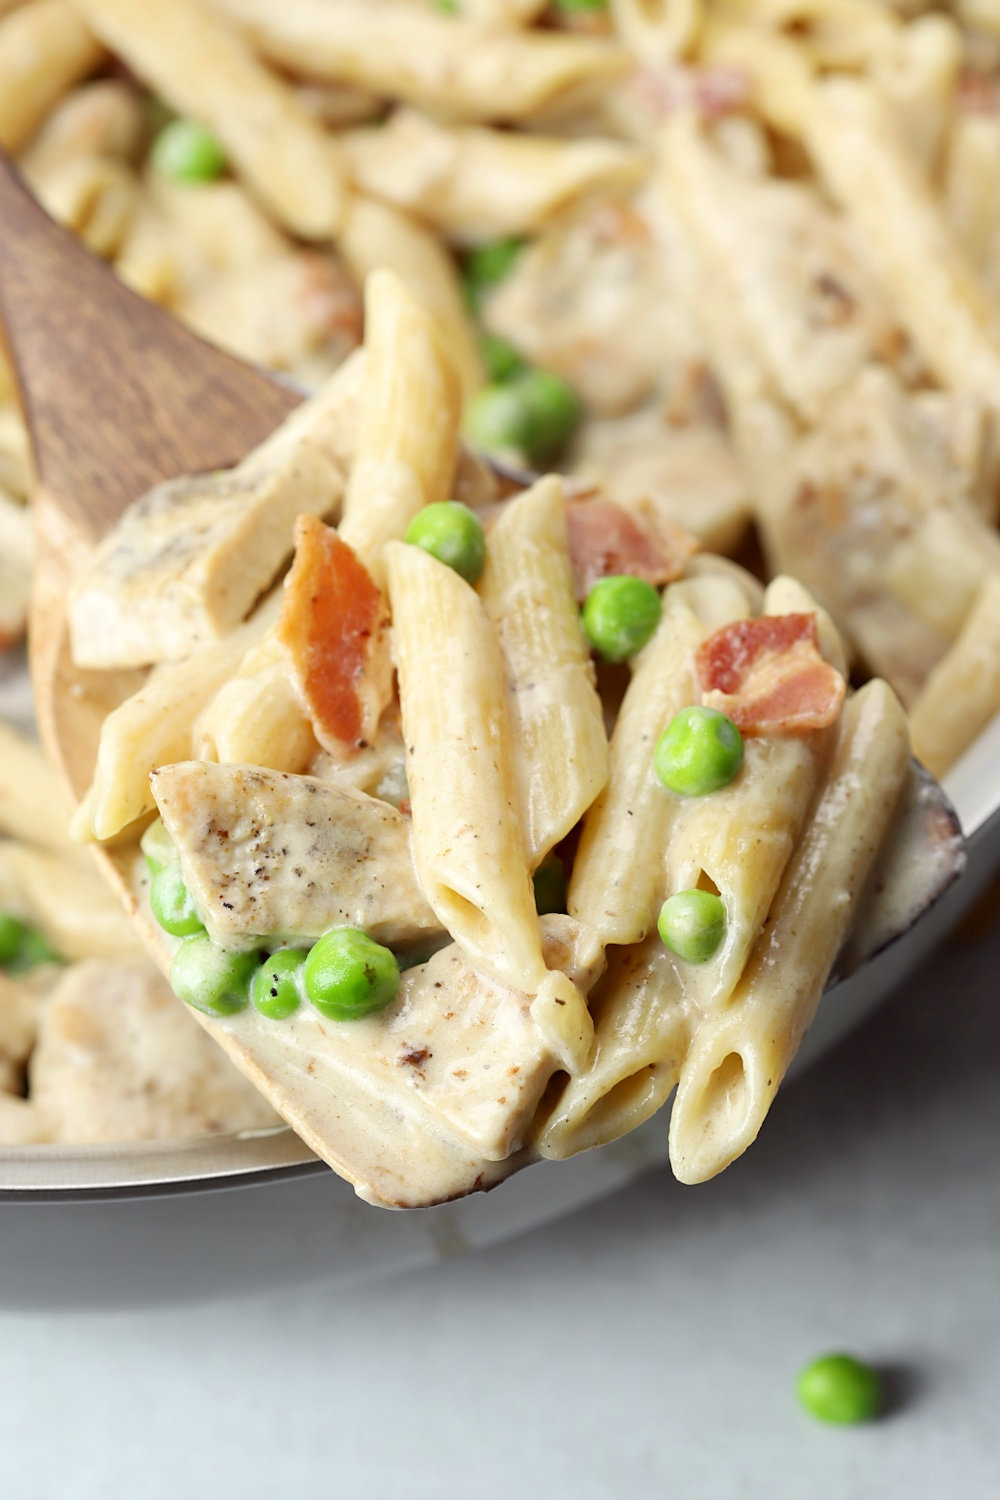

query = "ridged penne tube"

[73,595,281,843]
[701,22,815,137]
[26,153,138,259]
[803,78,1000,402]
[658,577,842,1012]
[343,110,644,244]
[945,112,1000,273]
[210,0,629,125]
[0,842,144,960]
[73,0,346,240]
[568,572,752,966]
[0,720,74,852]
[339,195,484,401]
[193,629,318,774]
[386,541,593,1072]
[669,678,910,1185]
[909,575,1000,778]
[536,935,692,1160]
[872,13,961,177]
[0,0,104,152]
[479,476,608,867]
[338,272,461,588]
[610,0,702,64]
[17,77,146,173]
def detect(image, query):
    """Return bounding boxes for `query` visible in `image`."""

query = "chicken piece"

[485,189,705,417]
[27,959,279,1144]
[151,761,442,950]
[760,366,1000,705]
[67,352,363,669]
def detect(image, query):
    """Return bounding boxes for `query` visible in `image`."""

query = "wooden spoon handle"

[0,153,299,543]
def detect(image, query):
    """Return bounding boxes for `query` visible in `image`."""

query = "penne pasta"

[909,574,1000,779]
[669,678,910,1184]
[568,571,753,965]
[803,77,1000,403]
[74,596,281,843]
[194,630,318,775]
[0,719,74,852]
[74,0,346,239]
[339,195,485,402]
[478,476,609,867]
[338,271,461,587]
[343,109,644,244]
[0,0,103,153]
[0,840,145,960]
[210,0,630,125]
[386,540,593,1072]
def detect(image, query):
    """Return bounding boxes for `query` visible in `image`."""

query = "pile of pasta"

[54,268,914,1207]
[3,0,1000,1162]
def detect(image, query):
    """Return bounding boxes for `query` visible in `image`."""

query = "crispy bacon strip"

[696,613,846,735]
[567,496,696,602]
[277,514,392,755]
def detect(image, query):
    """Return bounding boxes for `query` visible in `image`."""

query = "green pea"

[152,118,227,183]
[150,863,205,937]
[653,705,744,797]
[581,575,662,663]
[555,0,608,8]
[250,948,307,1020]
[480,331,528,384]
[0,913,60,972]
[657,890,726,964]
[13,928,61,971]
[404,501,487,583]
[0,912,26,966]
[170,935,257,1017]
[533,852,566,916]
[140,817,176,876]
[463,381,536,460]
[433,0,459,13]
[796,1354,882,1425]
[304,928,400,1021]
[463,370,582,468]
[463,237,524,308]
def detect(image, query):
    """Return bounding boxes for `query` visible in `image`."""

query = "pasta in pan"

[0,0,990,1175]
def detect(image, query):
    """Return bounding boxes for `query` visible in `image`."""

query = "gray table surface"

[1,914,998,1500]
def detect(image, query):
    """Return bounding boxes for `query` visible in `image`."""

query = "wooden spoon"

[0,155,967,1206]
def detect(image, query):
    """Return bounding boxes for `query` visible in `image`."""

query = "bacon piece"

[277,515,392,755]
[567,496,696,602]
[696,613,846,735]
